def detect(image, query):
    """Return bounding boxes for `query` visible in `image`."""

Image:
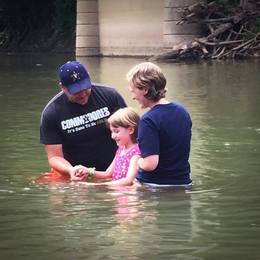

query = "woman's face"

[128,82,149,109]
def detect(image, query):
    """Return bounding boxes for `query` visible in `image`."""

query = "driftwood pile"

[151,1,260,61]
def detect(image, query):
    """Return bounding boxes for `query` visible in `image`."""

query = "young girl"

[72,107,140,186]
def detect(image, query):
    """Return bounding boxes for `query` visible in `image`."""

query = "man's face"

[62,86,91,105]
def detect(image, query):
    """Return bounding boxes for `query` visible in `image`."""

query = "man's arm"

[45,144,75,178]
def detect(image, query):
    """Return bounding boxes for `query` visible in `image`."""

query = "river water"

[0,54,259,259]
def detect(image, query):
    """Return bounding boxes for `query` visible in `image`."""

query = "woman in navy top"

[126,62,192,187]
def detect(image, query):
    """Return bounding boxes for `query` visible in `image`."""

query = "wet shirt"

[112,144,140,180]
[40,84,127,170]
[136,103,192,185]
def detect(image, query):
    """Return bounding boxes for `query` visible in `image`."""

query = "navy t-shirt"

[136,103,192,185]
[40,83,127,170]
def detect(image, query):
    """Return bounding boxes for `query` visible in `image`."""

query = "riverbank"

[151,1,260,62]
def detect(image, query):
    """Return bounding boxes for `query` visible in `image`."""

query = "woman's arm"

[137,117,159,172]
[138,155,159,172]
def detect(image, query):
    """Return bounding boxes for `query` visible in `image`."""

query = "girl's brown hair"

[107,107,140,142]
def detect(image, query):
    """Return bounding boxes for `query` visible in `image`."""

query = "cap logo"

[71,70,80,82]
[59,61,92,94]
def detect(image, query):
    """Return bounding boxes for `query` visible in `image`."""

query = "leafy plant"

[0,0,76,52]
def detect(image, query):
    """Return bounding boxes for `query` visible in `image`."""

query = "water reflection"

[103,187,193,258]
[32,183,194,259]
[0,54,260,259]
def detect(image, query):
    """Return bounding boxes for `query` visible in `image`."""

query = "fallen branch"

[197,38,244,46]
[151,1,260,61]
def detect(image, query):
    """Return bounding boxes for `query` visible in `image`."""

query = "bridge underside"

[76,0,203,57]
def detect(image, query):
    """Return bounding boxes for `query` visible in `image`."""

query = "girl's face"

[110,126,134,147]
[128,82,149,109]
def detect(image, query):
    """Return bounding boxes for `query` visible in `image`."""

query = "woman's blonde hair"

[107,107,140,142]
[126,62,167,101]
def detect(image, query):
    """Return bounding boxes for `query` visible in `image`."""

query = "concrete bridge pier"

[76,0,100,56]
[163,0,205,50]
[76,0,205,57]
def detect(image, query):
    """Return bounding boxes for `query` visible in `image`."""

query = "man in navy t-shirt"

[40,61,127,180]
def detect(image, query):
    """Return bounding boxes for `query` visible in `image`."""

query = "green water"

[0,54,259,259]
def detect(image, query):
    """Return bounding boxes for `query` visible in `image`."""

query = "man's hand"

[69,165,88,181]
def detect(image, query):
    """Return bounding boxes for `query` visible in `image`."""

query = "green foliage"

[0,0,76,52]
[254,18,260,32]
[53,0,76,47]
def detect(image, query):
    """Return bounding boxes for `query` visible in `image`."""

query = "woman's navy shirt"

[136,103,192,185]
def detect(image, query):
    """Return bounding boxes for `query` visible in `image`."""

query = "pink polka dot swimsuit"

[112,144,140,180]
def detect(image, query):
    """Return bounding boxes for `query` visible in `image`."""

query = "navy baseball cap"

[59,61,92,94]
